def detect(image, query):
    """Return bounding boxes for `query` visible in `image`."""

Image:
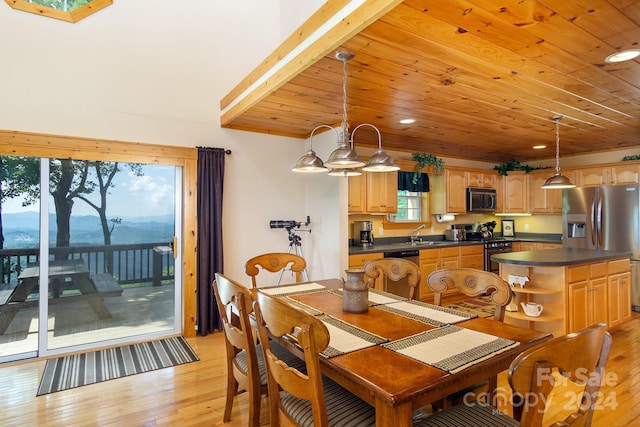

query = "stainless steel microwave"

[466,188,497,212]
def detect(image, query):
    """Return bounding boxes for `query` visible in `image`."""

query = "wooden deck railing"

[0,242,174,285]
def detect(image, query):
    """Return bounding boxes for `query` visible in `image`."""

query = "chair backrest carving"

[363,257,421,300]
[427,268,512,321]
[245,252,307,289]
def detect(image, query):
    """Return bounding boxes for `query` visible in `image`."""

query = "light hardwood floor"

[1,314,639,426]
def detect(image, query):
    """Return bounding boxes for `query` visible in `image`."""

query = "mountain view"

[2,212,175,248]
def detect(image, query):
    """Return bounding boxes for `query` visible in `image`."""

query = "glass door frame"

[34,160,184,358]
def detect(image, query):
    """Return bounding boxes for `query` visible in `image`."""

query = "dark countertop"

[349,234,562,255]
[349,240,484,255]
[492,248,632,266]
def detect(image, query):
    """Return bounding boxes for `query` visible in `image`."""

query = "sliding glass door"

[0,156,182,362]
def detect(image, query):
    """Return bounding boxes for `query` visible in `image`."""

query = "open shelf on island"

[510,287,562,295]
[505,311,564,323]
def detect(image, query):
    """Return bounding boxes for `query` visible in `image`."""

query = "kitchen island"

[493,248,632,337]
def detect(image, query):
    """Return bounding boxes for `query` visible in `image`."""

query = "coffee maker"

[353,221,374,247]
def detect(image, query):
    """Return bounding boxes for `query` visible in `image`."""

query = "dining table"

[257,278,552,427]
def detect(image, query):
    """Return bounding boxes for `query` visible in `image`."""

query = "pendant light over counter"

[291,51,398,176]
[541,116,576,189]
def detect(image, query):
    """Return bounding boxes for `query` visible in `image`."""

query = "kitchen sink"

[389,241,449,247]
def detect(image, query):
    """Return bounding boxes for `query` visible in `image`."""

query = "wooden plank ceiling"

[221,0,640,164]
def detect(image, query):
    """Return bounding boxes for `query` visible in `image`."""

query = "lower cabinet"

[348,252,383,290]
[568,271,608,333]
[608,260,632,328]
[418,247,460,301]
[460,244,484,269]
[502,257,631,337]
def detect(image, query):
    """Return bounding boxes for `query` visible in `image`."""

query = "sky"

[3,162,177,218]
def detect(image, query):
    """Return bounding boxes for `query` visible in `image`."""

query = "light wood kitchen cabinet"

[348,171,397,214]
[366,171,397,213]
[466,170,497,189]
[500,171,528,213]
[430,168,467,214]
[608,259,632,328]
[528,169,570,214]
[348,252,383,290]
[418,247,460,300]
[459,244,484,270]
[568,263,608,333]
[348,173,366,213]
[517,242,562,251]
[577,164,640,187]
[500,255,630,337]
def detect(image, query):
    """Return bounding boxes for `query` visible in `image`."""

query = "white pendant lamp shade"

[541,116,576,189]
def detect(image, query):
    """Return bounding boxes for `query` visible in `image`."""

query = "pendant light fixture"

[291,125,336,173]
[541,116,576,189]
[291,50,397,175]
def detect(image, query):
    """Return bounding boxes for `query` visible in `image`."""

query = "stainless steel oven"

[484,240,512,273]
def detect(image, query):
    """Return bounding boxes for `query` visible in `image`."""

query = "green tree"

[0,156,40,249]
[30,0,92,12]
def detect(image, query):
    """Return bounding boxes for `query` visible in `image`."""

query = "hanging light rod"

[541,115,576,189]
[291,50,398,175]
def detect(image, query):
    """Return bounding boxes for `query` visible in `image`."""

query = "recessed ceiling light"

[533,145,546,149]
[399,118,416,124]
[605,49,640,63]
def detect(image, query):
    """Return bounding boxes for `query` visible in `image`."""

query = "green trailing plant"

[622,155,640,161]
[493,159,534,176]
[411,152,444,183]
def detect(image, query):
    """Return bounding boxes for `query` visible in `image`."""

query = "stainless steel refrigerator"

[563,185,640,311]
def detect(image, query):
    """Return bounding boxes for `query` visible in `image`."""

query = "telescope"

[269,216,311,230]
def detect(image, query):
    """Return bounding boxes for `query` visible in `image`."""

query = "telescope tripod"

[277,228,309,284]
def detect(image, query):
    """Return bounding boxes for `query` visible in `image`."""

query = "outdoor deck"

[0,284,175,357]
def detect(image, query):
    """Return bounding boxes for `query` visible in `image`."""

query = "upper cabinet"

[500,171,528,214]
[577,164,640,187]
[366,171,398,214]
[430,168,467,214]
[528,169,576,214]
[466,170,497,189]
[348,171,397,214]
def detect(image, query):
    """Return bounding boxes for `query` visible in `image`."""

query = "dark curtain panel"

[398,171,430,192]
[196,147,226,335]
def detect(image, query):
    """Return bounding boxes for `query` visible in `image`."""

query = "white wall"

[0,1,336,285]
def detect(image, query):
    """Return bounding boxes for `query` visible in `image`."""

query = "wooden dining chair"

[426,268,512,409]
[363,257,421,300]
[253,290,376,427]
[213,273,303,427]
[415,323,612,427]
[244,252,307,288]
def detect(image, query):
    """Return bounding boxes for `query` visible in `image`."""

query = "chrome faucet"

[410,224,426,242]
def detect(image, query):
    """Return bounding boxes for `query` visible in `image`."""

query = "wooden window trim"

[0,129,199,337]
[5,0,113,23]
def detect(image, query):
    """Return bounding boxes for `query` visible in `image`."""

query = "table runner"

[382,325,519,373]
[260,282,327,297]
[376,300,476,327]
[289,315,388,358]
[319,315,388,358]
[330,288,407,305]
[284,296,324,316]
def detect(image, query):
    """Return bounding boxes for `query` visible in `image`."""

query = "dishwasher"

[382,249,420,298]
